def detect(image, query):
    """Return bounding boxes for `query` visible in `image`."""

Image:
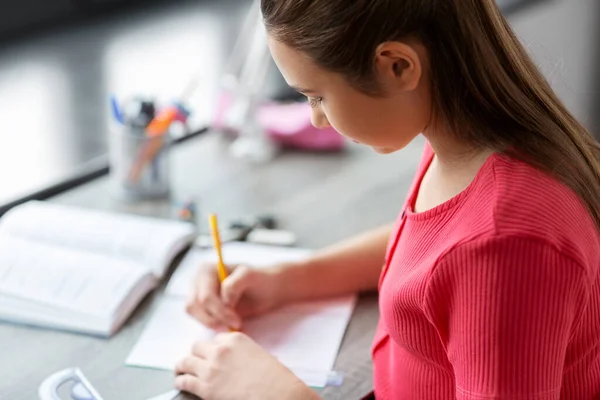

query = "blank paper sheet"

[126,243,357,388]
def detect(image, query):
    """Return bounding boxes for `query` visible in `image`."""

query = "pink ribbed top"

[372,143,600,399]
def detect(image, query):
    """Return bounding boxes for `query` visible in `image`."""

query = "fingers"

[185,266,242,330]
[185,288,221,329]
[175,374,204,396]
[221,265,254,307]
[174,355,209,396]
[206,299,241,330]
[175,355,205,376]
[191,340,214,358]
[175,333,292,400]
[188,291,241,330]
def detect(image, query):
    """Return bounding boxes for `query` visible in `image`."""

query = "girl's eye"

[308,97,323,108]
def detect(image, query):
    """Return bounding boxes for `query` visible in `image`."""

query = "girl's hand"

[175,332,320,400]
[186,263,287,331]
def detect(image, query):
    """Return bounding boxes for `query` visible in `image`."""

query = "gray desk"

[0,132,424,400]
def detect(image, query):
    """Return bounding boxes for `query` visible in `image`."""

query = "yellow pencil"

[208,214,228,282]
[208,214,237,332]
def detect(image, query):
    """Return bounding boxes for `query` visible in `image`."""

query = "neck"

[421,126,494,194]
[422,124,493,174]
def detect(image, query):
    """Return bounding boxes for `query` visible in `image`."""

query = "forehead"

[267,37,325,87]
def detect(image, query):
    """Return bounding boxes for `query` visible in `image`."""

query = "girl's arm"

[277,223,393,302]
[424,236,588,399]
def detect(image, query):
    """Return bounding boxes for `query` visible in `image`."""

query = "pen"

[110,94,125,125]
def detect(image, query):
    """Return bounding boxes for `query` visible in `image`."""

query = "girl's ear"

[374,41,423,93]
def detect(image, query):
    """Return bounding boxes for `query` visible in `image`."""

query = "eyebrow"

[290,85,317,95]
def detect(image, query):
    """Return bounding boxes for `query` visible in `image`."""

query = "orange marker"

[127,106,177,182]
[146,106,179,137]
[127,136,164,183]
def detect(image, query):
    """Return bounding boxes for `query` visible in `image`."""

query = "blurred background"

[0,0,598,214]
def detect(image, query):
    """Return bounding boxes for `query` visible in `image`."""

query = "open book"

[127,242,357,388]
[0,201,196,337]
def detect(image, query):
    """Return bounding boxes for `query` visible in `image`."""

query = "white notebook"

[126,242,357,388]
[0,201,196,337]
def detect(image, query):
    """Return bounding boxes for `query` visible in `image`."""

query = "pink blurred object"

[213,91,346,151]
[258,102,346,151]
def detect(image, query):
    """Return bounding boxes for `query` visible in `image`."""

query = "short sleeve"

[423,235,588,400]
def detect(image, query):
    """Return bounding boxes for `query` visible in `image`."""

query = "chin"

[372,146,397,154]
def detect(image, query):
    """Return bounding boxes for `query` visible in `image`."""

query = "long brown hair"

[262,0,600,228]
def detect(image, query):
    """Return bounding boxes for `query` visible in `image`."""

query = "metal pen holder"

[109,125,171,202]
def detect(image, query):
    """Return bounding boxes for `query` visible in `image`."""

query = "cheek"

[321,100,373,141]
[321,91,425,150]
[323,101,400,149]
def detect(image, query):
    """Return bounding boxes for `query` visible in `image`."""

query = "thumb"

[220,265,253,307]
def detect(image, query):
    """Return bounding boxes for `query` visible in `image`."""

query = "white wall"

[508,0,600,133]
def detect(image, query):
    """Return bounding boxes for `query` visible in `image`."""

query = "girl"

[174,0,600,399]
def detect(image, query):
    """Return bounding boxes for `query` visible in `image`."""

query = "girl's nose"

[310,107,331,129]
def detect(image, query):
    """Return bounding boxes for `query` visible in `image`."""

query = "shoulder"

[451,152,600,275]
[423,235,592,331]
[483,153,600,269]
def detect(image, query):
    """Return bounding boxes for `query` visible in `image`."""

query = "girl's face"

[268,38,432,154]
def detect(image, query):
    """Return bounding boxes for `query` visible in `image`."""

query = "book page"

[0,235,150,317]
[0,201,195,277]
